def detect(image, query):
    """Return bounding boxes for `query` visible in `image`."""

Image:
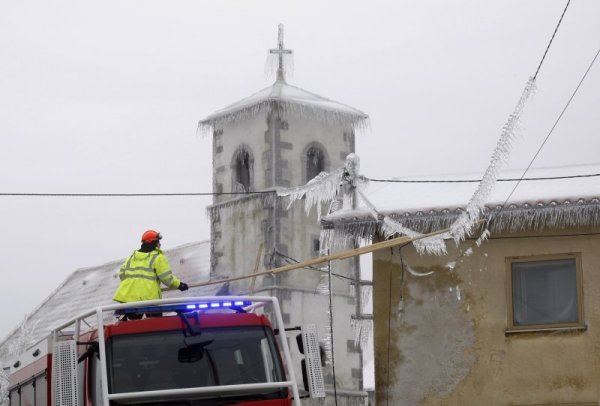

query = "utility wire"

[455,45,600,261]
[533,0,571,81]
[0,191,276,197]
[2,171,599,197]
[369,172,600,184]
[497,46,600,212]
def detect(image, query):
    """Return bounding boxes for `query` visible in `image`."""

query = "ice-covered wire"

[357,190,449,255]
[368,172,600,183]
[450,77,537,242]
[454,46,600,261]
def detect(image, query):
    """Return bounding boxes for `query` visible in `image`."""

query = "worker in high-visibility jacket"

[113,230,189,303]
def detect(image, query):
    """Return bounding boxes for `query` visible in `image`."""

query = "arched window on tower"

[233,148,251,192]
[306,146,325,182]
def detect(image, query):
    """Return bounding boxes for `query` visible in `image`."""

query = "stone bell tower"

[199,24,369,403]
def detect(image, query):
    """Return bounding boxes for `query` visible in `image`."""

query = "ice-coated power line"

[0,191,277,197]
[369,172,600,184]
[2,171,599,198]
[495,46,600,216]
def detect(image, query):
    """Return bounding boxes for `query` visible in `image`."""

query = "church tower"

[199,25,369,403]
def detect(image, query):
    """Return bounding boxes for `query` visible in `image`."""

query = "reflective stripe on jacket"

[113,249,181,303]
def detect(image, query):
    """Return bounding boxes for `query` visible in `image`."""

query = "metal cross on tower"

[269,23,292,82]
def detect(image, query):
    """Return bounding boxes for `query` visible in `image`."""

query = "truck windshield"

[106,325,286,401]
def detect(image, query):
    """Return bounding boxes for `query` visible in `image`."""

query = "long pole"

[166,226,451,291]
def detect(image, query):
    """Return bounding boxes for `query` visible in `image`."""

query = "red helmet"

[141,230,162,243]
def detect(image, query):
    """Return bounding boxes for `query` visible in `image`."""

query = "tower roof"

[199,80,369,134]
[198,24,368,135]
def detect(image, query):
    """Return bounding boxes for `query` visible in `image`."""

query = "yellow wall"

[373,227,600,405]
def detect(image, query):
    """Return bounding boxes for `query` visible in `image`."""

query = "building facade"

[322,164,600,405]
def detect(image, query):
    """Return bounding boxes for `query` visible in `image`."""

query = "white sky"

[0,0,599,341]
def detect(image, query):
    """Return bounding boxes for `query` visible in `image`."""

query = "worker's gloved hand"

[178,282,189,291]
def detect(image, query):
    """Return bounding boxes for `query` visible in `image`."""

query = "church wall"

[210,107,365,402]
[212,113,270,202]
[372,227,600,405]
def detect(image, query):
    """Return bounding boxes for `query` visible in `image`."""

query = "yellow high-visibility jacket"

[113,249,181,303]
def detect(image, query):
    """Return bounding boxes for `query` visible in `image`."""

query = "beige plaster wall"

[373,227,600,405]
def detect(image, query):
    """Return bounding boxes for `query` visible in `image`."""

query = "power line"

[533,0,571,80]
[454,45,600,261]
[369,172,600,184]
[2,170,599,197]
[494,46,600,217]
[0,191,277,197]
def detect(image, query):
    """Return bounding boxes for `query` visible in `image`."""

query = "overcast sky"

[0,0,598,341]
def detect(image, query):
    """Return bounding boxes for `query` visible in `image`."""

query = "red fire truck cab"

[7,296,325,406]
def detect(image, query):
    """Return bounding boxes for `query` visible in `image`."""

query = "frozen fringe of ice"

[406,266,434,277]
[446,261,457,271]
[4,318,38,360]
[1,317,39,406]
[351,318,372,352]
[361,285,373,312]
[450,77,536,242]
[358,190,449,255]
[278,169,344,219]
[316,274,330,295]
[198,101,370,138]
[207,192,277,223]
[463,247,473,256]
[316,272,333,365]
[382,217,449,255]
[264,52,294,81]
[357,190,382,221]
[278,153,369,220]
[0,369,7,406]
[476,229,491,246]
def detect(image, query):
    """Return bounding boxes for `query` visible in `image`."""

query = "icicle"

[278,168,343,219]
[2,318,39,365]
[463,247,473,256]
[198,100,369,139]
[207,192,277,224]
[446,261,457,271]
[0,368,7,406]
[476,229,491,246]
[316,274,330,295]
[406,266,434,277]
[350,317,372,352]
[456,285,462,301]
[381,217,449,255]
[264,52,294,81]
[316,269,333,365]
[450,77,536,242]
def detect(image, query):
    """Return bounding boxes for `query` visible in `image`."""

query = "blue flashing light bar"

[115,300,252,315]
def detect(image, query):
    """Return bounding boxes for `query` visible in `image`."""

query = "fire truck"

[6,296,325,406]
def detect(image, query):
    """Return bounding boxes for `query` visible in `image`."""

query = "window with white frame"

[506,254,583,331]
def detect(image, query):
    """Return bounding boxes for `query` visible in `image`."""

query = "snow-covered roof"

[322,163,600,239]
[198,80,368,133]
[0,241,213,359]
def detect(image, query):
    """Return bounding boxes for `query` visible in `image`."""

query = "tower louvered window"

[234,149,251,192]
[306,147,325,182]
